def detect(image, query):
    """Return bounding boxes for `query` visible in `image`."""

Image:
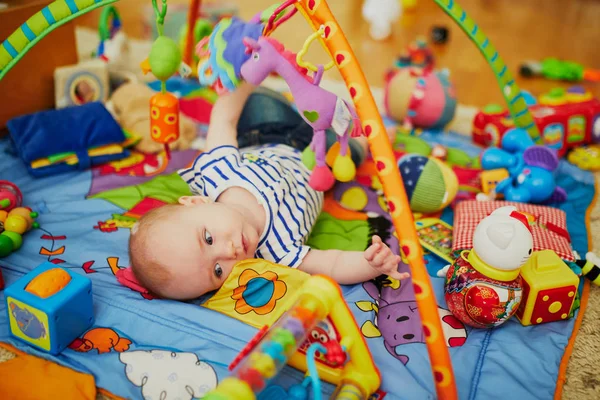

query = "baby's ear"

[178,196,210,206]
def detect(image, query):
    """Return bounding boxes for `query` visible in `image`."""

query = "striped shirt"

[178,144,324,268]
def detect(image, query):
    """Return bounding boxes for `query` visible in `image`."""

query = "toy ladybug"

[443,206,533,328]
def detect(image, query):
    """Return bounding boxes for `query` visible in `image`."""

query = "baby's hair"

[128,204,183,297]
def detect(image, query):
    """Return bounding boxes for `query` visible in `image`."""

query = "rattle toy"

[0,181,39,258]
[479,128,567,204]
[140,0,192,160]
[96,5,123,63]
[443,206,533,328]
[4,261,94,355]
[203,274,380,399]
[0,180,22,212]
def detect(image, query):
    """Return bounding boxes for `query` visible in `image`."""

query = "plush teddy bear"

[107,82,198,154]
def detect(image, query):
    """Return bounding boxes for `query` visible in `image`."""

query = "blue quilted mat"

[0,111,595,399]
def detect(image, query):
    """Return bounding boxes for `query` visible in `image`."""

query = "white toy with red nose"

[473,206,534,271]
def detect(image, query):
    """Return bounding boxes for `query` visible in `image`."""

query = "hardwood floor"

[76,0,600,108]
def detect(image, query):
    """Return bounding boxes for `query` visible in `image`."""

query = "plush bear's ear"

[523,146,559,171]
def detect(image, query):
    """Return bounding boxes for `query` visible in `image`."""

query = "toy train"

[473,87,600,157]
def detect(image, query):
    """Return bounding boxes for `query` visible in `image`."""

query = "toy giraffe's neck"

[273,55,311,96]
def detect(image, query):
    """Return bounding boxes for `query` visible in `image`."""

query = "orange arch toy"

[291,1,456,398]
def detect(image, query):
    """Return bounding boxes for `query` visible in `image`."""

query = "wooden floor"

[77,0,600,108]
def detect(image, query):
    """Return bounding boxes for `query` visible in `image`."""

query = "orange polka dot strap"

[293,1,457,398]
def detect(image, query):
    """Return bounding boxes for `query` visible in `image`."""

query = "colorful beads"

[261,341,286,363]
[271,327,297,350]
[0,207,38,258]
[238,367,266,392]
[248,352,276,378]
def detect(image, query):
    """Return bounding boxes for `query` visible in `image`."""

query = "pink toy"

[240,36,363,191]
[443,206,534,328]
[0,181,23,212]
[385,68,457,131]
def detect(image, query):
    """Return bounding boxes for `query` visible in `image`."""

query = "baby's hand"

[364,235,410,281]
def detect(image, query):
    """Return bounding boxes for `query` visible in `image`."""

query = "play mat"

[0,75,596,399]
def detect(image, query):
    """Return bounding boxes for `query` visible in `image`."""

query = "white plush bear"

[472,206,534,271]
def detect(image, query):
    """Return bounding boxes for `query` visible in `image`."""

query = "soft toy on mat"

[196,17,363,191]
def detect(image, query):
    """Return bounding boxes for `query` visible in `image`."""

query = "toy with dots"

[0,181,39,260]
[4,261,94,355]
[140,0,192,160]
[443,206,533,328]
[515,249,579,326]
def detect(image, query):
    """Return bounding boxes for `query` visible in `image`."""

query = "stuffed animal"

[480,128,567,204]
[107,82,198,154]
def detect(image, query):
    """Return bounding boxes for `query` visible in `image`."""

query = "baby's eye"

[214,263,223,279]
[204,230,213,245]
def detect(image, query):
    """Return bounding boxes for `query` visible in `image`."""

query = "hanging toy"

[197,12,362,191]
[140,0,191,160]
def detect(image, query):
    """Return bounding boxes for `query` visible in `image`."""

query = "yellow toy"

[515,250,579,326]
[480,168,509,196]
[204,273,380,400]
[567,145,600,171]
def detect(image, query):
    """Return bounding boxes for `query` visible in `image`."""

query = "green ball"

[0,234,13,257]
[2,231,22,250]
[149,36,182,80]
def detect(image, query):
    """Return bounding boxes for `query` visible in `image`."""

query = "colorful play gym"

[0,0,598,399]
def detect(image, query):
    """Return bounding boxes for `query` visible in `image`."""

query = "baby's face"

[148,202,260,299]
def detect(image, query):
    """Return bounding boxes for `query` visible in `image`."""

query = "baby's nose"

[224,241,241,259]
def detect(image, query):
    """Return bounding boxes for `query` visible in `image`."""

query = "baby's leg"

[237,87,311,148]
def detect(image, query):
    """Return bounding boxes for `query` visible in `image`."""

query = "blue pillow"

[7,102,129,177]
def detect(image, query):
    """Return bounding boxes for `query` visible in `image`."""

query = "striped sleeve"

[278,244,311,268]
[178,146,241,197]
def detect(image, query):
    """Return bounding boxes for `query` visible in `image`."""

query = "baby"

[129,83,409,299]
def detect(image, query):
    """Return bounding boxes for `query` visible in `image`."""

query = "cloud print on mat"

[119,350,217,399]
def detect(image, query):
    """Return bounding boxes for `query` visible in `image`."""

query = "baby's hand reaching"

[364,235,410,281]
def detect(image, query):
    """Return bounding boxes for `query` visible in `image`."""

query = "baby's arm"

[298,235,409,284]
[205,82,256,151]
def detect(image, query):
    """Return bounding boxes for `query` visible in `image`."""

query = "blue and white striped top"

[178,144,324,268]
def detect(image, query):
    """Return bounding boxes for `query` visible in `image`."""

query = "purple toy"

[240,36,363,191]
